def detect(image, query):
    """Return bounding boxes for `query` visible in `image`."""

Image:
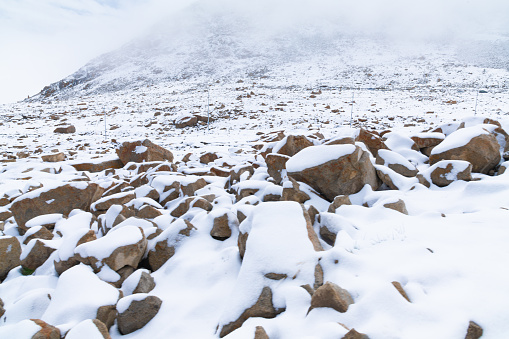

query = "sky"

[0,0,508,104]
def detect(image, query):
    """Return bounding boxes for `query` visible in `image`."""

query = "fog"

[1,0,508,104]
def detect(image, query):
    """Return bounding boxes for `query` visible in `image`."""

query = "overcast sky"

[0,0,508,104]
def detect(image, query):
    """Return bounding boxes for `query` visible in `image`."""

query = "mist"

[1,0,508,104]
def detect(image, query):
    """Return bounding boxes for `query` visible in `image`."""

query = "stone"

[273,135,314,157]
[429,127,501,174]
[75,226,147,273]
[429,160,473,187]
[11,183,104,235]
[41,152,65,162]
[199,152,219,164]
[117,295,162,335]
[287,145,380,201]
[148,220,196,271]
[210,212,237,241]
[254,326,270,339]
[328,195,352,213]
[66,319,112,339]
[281,178,310,203]
[170,197,212,218]
[219,287,282,338]
[0,298,4,318]
[465,321,483,339]
[342,329,370,339]
[116,139,174,166]
[91,192,136,212]
[70,158,123,173]
[324,136,355,146]
[53,125,76,133]
[319,225,337,247]
[31,319,61,339]
[0,236,21,281]
[21,239,56,271]
[181,178,208,196]
[54,230,96,275]
[23,226,54,245]
[96,305,118,330]
[136,205,163,219]
[375,149,418,177]
[265,153,290,184]
[309,281,354,313]
[383,199,408,215]
[174,115,198,128]
[356,128,387,157]
[392,281,411,302]
[133,272,156,294]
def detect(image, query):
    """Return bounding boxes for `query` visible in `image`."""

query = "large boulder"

[356,128,387,157]
[11,183,104,235]
[0,236,21,281]
[117,294,162,335]
[116,139,174,165]
[272,135,314,157]
[286,145,379,201]
[429,160,473,187]
[429,126,501,174]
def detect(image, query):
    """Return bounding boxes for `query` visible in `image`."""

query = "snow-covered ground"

[0,29,509,339]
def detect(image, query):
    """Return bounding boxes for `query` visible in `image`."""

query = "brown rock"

[117,295,162,335]
[96,305,118,330]
[375,149,418,177]
[92,192,135,212]
[356,128,387,157]
[70,158,123,173]
[342,328,370,339]
[181,178,208,196]
[0,210,12,222]
[265,153,290,184]
[287,145,380,201]
[219,287,283,337]
[319,225,337,247]
[53,125,76,133]
[465,321,483,339]
[116,139,174,166]
[0,236,21,281]
[21,239,56,271]
[31,319,61,339]
[392,281,411,302]
[11,183,104,235]
[41,152,65,162]
[309,281,354,313]
[174,115,198,128]
[199,152,219,164]
[92,319,112,339]
[132,272,156,294]
[429,160,472,187]
[411,134,445,149]
[23,226,54,245]
[254,326,270,339]
[0,298,4,318]
[324,136,355,146]
[328,195,352,213]
[281,178,310,203]
[430,129,501,174]
[301,204,324,252]
[383,199,408,215]
[170,197,212,218]
[136,205,163,219]
[237,232,249,260]
[54,230,97,275]
[274,135,314,157]
[211,213,236,241]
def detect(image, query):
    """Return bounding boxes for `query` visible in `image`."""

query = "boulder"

[54,229,97,275]
[429,160,472,187]
[0,236,21,281]
[41,152,65,162]
[272,135,314,157]
[117,295,162,335]
[21,239,56,272]
[429,126,501,174]
[254,326,270,339]
[11,182,104,235]
[342,329,370,339]
[287,145,379,201]
[383,199,408,215]
[23,226,54,245]
[147,220,196,271]
[356,128,387,157]
[375,149,418,177]
[210,211,238,241]
[219,287,282,338]
[170,197,212,218]
[309,281,354,313]
[265,153,290,184]
[199,152,219,164]
[0,298,4,318]
[328,195,352,213]
[174,115,198,128]
[410,132,445,156]
[31,319,61,339]
[281,178,310,203]
[465,321,483,339]
[75,226,147,273]
[116,139,174,165]
[70,158,123,173]
[91,192,136,212]
[53,125,76,133]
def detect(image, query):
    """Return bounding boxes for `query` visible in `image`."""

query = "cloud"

[0,0,508,104]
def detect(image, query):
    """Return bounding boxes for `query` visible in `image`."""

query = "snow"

[65,319,106,339]
[25,213,63,228]
[286,145,356,172]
